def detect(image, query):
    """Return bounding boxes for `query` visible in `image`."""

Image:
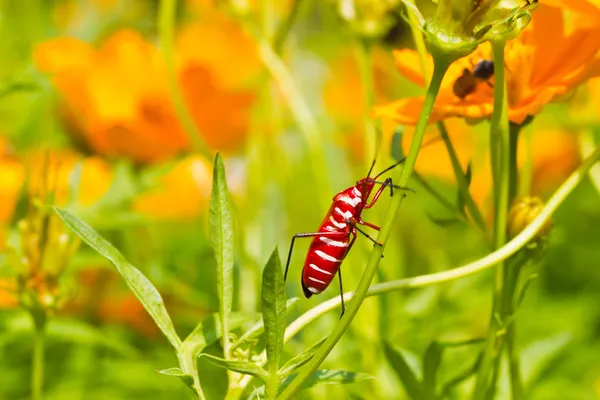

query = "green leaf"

[261,248,286,375]
[456,161,472,214]
[282,369,374,392]
[384,343,434,400]
[233,297,299,347]
[422,341,442,396]
[209,153,235,357]
[53,207,182,350]
[279,337,327,377]
[199,354,268,382]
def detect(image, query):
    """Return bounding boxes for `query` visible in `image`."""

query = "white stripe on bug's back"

[334,207,353,220]
[329,216,347,229]
[309,263,332,275]
[339,195,361,207]
[323,225,337,232]
[320,236,349,248]
[307,286,321,294]
[308,276,326,284]
[315,250,342,263]
[352,187,362,197]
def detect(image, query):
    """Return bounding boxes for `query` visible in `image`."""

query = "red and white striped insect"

[284,157,412,316]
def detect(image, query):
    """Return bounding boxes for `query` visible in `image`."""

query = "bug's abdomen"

[301,228,351,298]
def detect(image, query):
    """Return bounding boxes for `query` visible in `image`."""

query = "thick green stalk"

[237,142,600,393]
[31,312,46,400]
[437,122,487,233]
[473,40,510,400]
[158,0,212,159]
[277,54,453,400]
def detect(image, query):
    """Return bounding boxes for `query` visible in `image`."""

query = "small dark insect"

[452,59,495,99]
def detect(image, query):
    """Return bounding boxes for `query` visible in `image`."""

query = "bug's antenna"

[366,158,377,179]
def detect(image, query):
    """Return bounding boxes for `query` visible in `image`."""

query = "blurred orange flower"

[0,139,25,226]
[35,13,259,164]
[26,150,113,206]
[373,5,600,126]
[133,155,212,219]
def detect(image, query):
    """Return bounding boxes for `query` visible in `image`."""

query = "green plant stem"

[158,0,212,160]
[473,40,511,400]
[237,142,600,393]
[437,121,487,233]
[177,350,206,400]
[277,53,453,400]
[509,122,522,201]
[272,0,303,54]
[31,312,46,400]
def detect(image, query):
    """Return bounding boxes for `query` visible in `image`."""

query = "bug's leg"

[358,219,381,231]
[285,231,351,281]
[346,219,382,247]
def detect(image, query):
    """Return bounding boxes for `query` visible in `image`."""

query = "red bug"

[284,156,413,316]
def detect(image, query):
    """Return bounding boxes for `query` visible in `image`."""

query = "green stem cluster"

[236,141,600,395]
[277,53,455,400]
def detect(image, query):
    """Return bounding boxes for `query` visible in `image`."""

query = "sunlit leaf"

[199,354,268,382]
[521,332,573,387]
[209,152,234,357]
[182,312,256,359]
[384,343,434,400]
[157,368,195,393]
[279,337,327,377]
[281,369,374,392]
[261,248,286,375]
[53,207,181,350]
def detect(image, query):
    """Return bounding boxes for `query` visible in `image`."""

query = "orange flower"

[26,150,113,206]
[0,139,25,225]
[35,12,259,164]
[373,4,600,125]
[133,155,212,219]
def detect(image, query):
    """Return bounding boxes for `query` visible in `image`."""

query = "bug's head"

[355,177,377,198]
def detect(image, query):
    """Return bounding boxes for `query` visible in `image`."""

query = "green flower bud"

[507,196,552,245]
[401,0,537,59]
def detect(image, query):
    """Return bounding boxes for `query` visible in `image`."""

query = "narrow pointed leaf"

[199,354,268,382]
[391,125,406,161]
[384,343,434,400]
[280,369,374,393]
[232,297,299,347]
[182,312,257,358]
[54,207,181,349]
[261,248,286,375]
[422,341,443,396]
[209,153,234,358]
[279,337,327,377]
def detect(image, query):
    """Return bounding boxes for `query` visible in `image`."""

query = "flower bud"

[507,196,552,244]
